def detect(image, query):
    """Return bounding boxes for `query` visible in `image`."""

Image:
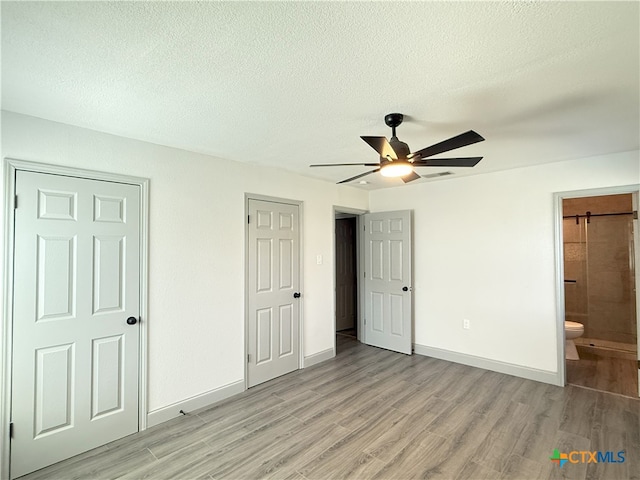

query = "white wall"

[3,109,637,415]
[0,111,369,412]
[369,151,639,376]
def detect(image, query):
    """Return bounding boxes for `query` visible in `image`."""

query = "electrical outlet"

[316,254,323,265]
[463,319,470,330]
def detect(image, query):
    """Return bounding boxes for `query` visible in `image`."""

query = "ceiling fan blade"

[401,171,421,183]
[310,163,380,167]
[337,168,380,184]
[412,130,484,159]
[412,157,483,168]
[361,136,397,159]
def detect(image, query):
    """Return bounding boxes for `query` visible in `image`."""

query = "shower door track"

[563,210,637,224]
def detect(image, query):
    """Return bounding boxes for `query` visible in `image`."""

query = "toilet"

[565,321,584,360]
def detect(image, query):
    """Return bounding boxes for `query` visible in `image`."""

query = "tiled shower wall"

[563,194,637,346]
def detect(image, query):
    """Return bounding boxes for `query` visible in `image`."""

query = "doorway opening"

[335,214,359,352]
[333,208,414,356]
[561,192,639,397]
[333,208,366,354]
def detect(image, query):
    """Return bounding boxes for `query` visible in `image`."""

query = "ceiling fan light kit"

[380,161,413,177]
[310,112,485,184]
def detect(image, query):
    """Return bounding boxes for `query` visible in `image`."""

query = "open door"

[363,210,412,354]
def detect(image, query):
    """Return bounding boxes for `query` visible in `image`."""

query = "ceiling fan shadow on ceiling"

[310,113,485,184]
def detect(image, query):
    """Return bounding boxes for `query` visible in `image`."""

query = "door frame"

[2,158,150,478]
[333,206,367,349]
[244,194,304,389]
[553,183,640,389]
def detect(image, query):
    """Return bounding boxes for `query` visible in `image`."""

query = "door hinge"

[9,422,13,438]
[248,214,250,224]
[14,195,18,209]
[247,354,250,363]
[634,210,638,220]
[364,318,367,325]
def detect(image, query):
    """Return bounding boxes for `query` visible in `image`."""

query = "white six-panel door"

[363,210,412,355]
[247,199,300,388]
[11,171,140,478]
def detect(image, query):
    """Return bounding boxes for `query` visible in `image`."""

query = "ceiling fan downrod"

[384,112,404,139]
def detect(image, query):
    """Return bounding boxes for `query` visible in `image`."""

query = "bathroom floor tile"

[566,346,638,397]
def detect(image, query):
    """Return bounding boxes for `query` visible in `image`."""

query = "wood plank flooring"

[19,336,640,480]
[566,345,638,397]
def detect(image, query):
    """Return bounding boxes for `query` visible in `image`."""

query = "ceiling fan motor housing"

[389,138,411,159]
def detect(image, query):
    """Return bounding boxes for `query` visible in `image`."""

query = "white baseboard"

[303,347,335,368]
[413,343,562,386]
[146,380,245,428]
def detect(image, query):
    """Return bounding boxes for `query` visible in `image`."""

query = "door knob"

[402,286,409,292]
[293,292,301,298]
[126,316,138,325]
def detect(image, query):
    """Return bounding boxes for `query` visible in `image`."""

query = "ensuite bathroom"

[563,193,638,397]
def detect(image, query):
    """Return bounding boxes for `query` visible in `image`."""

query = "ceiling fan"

[310,113,485,184]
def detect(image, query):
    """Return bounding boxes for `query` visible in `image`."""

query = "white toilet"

[565,321,584,360]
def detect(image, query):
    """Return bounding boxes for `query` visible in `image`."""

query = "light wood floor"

[20,336,640,480]
[566,345,639,398]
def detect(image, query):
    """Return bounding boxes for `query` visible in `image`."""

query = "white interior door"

[11,171,140,478]
[363,210,413,355]
[247,199,300,388]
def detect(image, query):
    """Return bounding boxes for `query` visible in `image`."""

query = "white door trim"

[553,183,640,388]
[2,158,150,479]
[244,194,304,389]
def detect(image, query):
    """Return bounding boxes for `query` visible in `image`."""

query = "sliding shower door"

[564,213,636,348]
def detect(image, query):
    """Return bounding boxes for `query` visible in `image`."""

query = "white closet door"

[247,199,300,387]
[11,171,140,478]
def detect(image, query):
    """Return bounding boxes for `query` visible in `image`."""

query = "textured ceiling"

[2,1,639,189]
